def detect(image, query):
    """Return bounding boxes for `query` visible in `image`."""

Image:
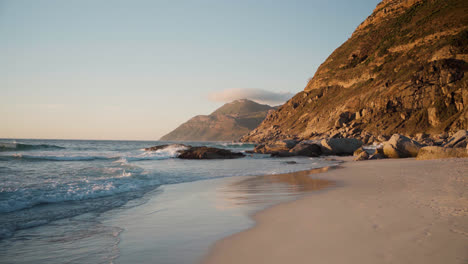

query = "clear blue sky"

[1,0,380,140]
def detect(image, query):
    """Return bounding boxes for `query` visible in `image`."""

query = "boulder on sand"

[383,134,423,158]
[288,142,322,157]
[369,153,386,160]
[443,130,468,148]
[354,151,369,161]
[416,146,468,160]
[353,147,365,156]
[320,138,363,156]
[253,140,298,154]
[177,146,245,159]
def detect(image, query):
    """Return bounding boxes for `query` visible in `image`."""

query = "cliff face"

[160,99,275,141]
[242,0,468,143]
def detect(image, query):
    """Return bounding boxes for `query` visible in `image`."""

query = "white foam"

[125,145,188,161]
[9,154,116,162]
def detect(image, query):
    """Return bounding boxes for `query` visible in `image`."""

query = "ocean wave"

[2,154,119,162]
[0,165,167,239]
[128,144,187,161]
[1,144,187,163]
[0,142,65,152]
[0,171,156,213]
[0,187,152,240]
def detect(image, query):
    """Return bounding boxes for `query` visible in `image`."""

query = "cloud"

[208,88,294,106]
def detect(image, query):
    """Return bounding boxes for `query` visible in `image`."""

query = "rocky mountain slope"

[242,0,467,143]
[160,99,275,141]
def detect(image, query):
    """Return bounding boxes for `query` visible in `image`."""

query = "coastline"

[105,164,336,264]
[203,158,468,264]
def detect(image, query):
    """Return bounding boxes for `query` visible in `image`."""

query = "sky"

[0,0,380,140]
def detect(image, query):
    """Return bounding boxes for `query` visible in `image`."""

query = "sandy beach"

[103,163,335,264]
[204,158,468,264]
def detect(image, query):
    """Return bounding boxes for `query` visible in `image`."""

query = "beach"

[204,157,468,264]
[1,140,467,264]
[0,139,338,263]
[108,167,333,264]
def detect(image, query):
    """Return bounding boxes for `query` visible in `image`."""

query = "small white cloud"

[208,88,294,106]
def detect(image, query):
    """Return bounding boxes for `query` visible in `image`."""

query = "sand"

[106,165,334,264]
[204,158,468,264]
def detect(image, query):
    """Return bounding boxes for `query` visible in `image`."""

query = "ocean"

[0,139,336,263]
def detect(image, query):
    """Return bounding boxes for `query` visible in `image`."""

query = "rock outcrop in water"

[177,146,245,159]
[161,99,276,142]
[144,144,188,151]
[145,144,245,159]
[241,0,467,144]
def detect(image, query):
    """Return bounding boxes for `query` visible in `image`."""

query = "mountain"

[242,0,467,143]
[160,99,276,141]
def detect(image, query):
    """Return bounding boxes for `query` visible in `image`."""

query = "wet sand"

[108,166,335,264]
[204,158,468,264]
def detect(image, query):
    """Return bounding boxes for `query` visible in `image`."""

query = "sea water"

[0,139,336,263]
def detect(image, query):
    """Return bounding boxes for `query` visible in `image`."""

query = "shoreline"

[106,162,337,264]
[203,158,468,264]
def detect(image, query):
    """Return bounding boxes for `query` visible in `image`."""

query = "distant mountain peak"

[211,99,273,116]
[160,99,275,141]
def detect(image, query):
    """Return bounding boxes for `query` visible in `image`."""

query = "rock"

[414,133,429,142]
[354,151,369,161]
[375,146,385,155]
[383,134,424,158]
[369,153,386,160]
[361,134,371,145]
[329,131,342,138]
[177,147,245,159]
[271,151,296,157]
[433,139,445,146]
[355,110,362,120]
[443,130,468,148]
[144,144,188,151]
[427,107,441,127]
[253,144,268,154]
[416,146,468,160]
[320,138,363,156]
[437,132,449,140]
[353,147,365,156]
[420,137,436,146]
[334,119,343,128]
[289,142,322,157]
[377,135,390,142]
[253,140,298,154]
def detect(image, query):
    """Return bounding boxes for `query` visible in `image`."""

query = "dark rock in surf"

[144,144,189,151]
[177,146,245,159]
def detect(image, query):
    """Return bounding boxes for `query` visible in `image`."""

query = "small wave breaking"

[0,142,65,152]
[2,154,119,162]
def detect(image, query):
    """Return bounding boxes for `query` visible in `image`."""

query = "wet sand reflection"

[216,167,335,209]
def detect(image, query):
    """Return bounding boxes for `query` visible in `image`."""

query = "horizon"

[1,98,276,141]
[1,0,380,140]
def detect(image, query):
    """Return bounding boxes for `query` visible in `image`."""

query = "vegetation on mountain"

[242,0,467,143]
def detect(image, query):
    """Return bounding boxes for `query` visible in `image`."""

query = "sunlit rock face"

[241,0,468,143]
